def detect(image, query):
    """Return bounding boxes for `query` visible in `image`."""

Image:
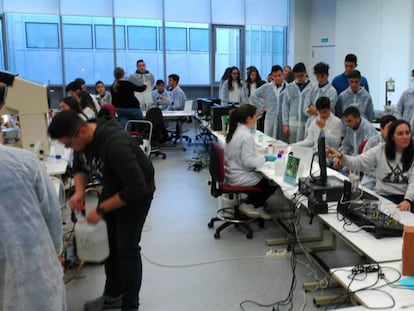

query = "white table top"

[143,110,195,119]
[331,261,414,310]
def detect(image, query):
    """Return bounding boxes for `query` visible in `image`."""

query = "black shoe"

[84,295,122,311]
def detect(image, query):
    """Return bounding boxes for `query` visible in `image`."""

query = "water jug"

[75,219,109,263]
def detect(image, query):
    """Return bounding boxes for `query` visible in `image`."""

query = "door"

[311,45,335,83]
[211,25,245,96]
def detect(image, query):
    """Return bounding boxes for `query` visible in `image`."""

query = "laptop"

[283,154,301,185]
[184,100,194,113]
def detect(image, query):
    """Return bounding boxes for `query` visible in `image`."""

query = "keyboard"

[340,202,403,239]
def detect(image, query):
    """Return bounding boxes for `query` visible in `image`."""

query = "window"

[95,25,125,50]
[25,22,59,49]
[127,26,157,50]
[63,24,93,49]
[189,28,208,52]
[160,27,187,51]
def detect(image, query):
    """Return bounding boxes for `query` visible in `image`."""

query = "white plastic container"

[75,219,110,263]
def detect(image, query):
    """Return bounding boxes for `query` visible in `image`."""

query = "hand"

[316,117,326,129]
[332,158,341,170]
[283,125,290,137]
[86,208,102,224]
[307,105,317,116]
[144,81,151,87]
[161,95,168,101]
[263,105,268,112]
[397,200,411,212]
[326,147,342,158]
[69,192,85,212]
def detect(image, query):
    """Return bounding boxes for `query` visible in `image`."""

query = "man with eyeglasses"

[48,111,155,311]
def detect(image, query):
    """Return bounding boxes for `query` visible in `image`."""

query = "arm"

[366,97,374,121]
[129,81,147,93]
[324,118,342,149]
[342,146,379,172]
[250,84,267,112]
[328,87,338,113]
[220,81,229,102]
[241,84,249,104]
[240,136,265,170]
[340,131,352,155]
[362,77,369,93]
[294,122,315,147]
[335,95,343,118]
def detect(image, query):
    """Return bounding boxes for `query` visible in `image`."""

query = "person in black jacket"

[48,111,155,311]
[111,66,147,128]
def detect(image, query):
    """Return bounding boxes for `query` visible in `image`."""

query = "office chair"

[125,120,152,156]
[145,107,168,159]
[207,142,264,239]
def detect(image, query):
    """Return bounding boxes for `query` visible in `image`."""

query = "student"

[167,74,187,111]
[94,80,112,106]
[48,111,155,311]
[360,115,396,190]
[76,90,98,120]
[151,79,170,110]
[111,66,147,128]
[218,67,232,100]
[282,62,313,143]
[74,77,102,112]
[251,65,287,141]
[309,62,337,114]
[336,70,374,121]
[328,119,414,212]
[220,66,243,105]
[334,106,377,169]
[397,86,414,124]
[294,96,342,151]
[224,104,278,220]
[241,66,265,104]
[332,53,370,95]
[127,59,155,109]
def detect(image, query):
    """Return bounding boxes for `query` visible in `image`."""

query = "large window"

[95,25,125,50]
[25,22,59,49]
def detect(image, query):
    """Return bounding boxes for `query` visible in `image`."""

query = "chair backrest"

[358,139,368,154]
[125,120,153,156]
[145,107,169,144]
[209,142,225,197]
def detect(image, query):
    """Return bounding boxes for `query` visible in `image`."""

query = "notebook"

[283,154,301,185]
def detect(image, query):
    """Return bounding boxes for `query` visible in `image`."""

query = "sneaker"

[239,203,260,218]
[257,207,272,220]
[84,295,122,311]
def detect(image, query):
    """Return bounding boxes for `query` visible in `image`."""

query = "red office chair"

[207,142,264,239]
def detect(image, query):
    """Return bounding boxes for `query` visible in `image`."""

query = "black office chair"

[207,142,264,239]
[145,107,168,159]
[168,118,192,145]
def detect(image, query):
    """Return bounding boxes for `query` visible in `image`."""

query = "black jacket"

[111,80,146,109]
[73,117,155,209]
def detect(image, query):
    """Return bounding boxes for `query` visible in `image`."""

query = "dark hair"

[292,62,306,73]
[60,96,80,113]
[315,96,331,110]
[284,65,292,71]
[136,59,144,65]
[226,66,242,92]
[347,69,361,80]
[48,110,86,139]
[168,74,180,84]
[94,80,105,94]
[285,71,295,83]
[226,104,257,143]
[343,106,360,118]
[112,67,125,92]
[385,120,414,171]
[313,62,329,75]
[220,67,232,82]
[246,66,263,97]
[77,91,97,116]
[74,78,86,86]
[271,65,283,74]
[156,79,165,86]
[379,115,397,129]
[65,81,82,93]
[345,54,357,64]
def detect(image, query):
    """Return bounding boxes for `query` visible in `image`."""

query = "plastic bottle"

[75,219,109,263]
[274,152,285,176]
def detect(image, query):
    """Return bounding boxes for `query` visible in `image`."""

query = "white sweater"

[344,143,414,201]
[224,124,265,186]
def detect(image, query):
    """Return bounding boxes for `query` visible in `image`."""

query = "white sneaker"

[256,206,272,220]
[239,203,260,218]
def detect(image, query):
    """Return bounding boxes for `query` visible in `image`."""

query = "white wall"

[335,0,413,109]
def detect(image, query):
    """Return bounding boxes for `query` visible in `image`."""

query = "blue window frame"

[160,27,187,51]
[25,22,59,49]
[95,24,126,50]
[127,26,157,50]
[189,28,209,52]
[63,24,93,49]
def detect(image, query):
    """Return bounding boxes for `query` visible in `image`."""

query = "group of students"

[223,54,414,219]
[59,59,188,129]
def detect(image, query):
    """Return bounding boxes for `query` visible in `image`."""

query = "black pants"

[104,195,152,309]
[245,177,278,208]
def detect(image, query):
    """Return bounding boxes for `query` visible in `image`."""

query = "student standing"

[220,66,244,105]
[127,59,155,110]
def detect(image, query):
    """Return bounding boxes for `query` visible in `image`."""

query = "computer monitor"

[0,71,50,154]
[310,130,327,185]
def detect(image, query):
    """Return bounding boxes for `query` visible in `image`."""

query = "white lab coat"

[127,71,155,109]
[0,145,66,311]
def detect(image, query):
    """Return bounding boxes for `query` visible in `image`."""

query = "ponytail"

[225,104,257,144]
[226,108,239,143]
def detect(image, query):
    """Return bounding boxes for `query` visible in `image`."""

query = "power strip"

[265,248,291,259]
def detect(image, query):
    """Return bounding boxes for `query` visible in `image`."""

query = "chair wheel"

[214,232,220,239]
[208,221,214,228]
[246,232,253,239]
[162,155,166,160]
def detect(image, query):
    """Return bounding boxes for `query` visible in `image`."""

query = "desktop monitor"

[310,130,327,185]
[0,71,50,154]
[197,97,221,119]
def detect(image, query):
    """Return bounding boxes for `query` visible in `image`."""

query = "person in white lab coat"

[0,85,65,311]
[224,104,278,219]
[127,59,155,110]
[241,66,265,104]
[220,66,244,105]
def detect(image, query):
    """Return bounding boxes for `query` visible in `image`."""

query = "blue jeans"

[116,108,143,129]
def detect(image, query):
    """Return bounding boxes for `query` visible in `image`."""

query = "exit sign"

[321,37,329,43]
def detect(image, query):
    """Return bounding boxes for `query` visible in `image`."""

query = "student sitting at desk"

[151,79,170,110]
[327,119,414,212]
[294,96,342,151]
[224,104,278,220]
[167,74,187,111]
